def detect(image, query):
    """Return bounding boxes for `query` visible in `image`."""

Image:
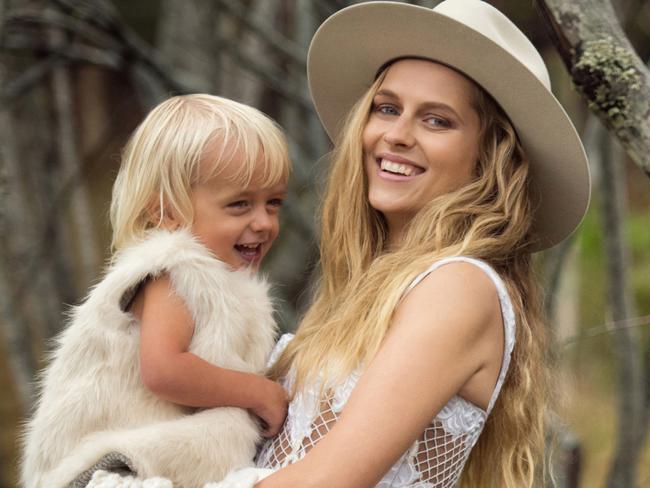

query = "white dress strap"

[404,256,516,413]
[266,333,295,369]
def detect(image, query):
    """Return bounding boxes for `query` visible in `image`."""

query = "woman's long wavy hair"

[269,64,549,487]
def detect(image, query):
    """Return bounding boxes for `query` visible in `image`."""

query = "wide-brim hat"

[307,0,591,251]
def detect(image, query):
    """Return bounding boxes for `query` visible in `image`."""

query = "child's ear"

[146,201,181,230]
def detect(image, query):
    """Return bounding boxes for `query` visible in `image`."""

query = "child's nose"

[250,208,274,233]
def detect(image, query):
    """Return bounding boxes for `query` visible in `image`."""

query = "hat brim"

[307,2,590,251]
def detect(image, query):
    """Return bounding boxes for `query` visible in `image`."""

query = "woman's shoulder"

[406,256,514,330]
[399,259,502,338]
[399,257,516,384]
[406,256,507,297]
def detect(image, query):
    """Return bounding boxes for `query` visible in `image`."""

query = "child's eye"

[227,200,249,209]
[267,198,284,208]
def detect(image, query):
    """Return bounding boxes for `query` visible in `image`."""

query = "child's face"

[189,153,287,271]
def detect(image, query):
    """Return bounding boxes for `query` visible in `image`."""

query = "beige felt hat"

[307,0,591,251]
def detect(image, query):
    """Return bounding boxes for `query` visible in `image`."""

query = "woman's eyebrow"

[374,88,399,99]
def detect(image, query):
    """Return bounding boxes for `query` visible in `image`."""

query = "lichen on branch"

[573,37,642,137]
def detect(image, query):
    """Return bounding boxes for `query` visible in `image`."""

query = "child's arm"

[135,275,287,437]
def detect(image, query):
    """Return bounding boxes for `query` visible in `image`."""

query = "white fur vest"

[21,229,277,488]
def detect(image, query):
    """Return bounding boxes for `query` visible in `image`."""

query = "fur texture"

[21,230,277,488]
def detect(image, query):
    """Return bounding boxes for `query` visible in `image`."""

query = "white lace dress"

[256,257,516,487]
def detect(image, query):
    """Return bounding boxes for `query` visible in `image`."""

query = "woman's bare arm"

[257,262,504,487]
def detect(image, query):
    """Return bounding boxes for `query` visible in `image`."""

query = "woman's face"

[362,59,481,240]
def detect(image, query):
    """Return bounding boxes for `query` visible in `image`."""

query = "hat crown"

[434,0,551,89]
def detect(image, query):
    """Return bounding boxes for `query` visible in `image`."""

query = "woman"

[216,1,587,487]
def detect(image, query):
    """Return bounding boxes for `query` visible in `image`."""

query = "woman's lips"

[376,156,425,180]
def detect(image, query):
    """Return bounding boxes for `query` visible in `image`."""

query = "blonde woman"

[22,94,290,488]
[207,1,593,487]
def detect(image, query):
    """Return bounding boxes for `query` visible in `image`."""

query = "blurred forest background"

[1,0,649,487]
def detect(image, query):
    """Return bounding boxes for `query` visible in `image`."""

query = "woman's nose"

[383,116,415,147]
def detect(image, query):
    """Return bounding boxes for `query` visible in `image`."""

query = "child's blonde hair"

[110,94,290,251]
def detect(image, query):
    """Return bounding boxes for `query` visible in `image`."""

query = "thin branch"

[218,35,312,111]
[216,0,306,69]
[563,314,650,345]
[2,2,197,96]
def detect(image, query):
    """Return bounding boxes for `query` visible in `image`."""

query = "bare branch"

[216,0,306,69]
[218,35,312,112]
[1,1,198,97]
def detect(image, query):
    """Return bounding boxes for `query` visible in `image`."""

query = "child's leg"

[44,407,260,488]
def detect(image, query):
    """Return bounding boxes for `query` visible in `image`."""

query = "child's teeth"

[380,159,413,176]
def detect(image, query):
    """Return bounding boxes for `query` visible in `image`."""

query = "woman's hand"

[250,379,288,437]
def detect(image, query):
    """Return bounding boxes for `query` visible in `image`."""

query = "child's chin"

[233,257,262,272]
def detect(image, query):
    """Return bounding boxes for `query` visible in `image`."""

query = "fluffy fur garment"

[21,229,277,488]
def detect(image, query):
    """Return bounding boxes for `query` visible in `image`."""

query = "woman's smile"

[375,153,426,179]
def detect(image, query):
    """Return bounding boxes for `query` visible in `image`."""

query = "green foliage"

[629,212,650,316]
[628,212,650,355]
[574,199,650,385]
[578,204,606,330]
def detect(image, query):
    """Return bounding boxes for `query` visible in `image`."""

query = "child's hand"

[251,379,288,438]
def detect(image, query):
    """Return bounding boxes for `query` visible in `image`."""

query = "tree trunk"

[597,123,644,488]
[0,0,74,405]
[535,0,650,178]
[156,0,220,95]
[49,22,101,293]
[0,66,36,408]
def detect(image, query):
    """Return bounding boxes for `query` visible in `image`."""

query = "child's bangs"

[251,123,291,187]
[202,117,290,189]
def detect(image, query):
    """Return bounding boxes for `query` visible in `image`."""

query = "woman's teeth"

[380,159,415,176]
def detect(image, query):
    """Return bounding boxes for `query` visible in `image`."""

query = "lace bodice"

[257,257,516,487]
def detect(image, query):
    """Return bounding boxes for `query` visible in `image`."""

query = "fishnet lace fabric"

[257,258,516,487]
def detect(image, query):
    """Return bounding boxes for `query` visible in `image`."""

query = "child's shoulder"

[107,229,268,303]
[83,230,224,312]
[115,229,220,271]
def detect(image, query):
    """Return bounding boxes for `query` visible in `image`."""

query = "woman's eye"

[374,104,399,116]
[425,115,450,128]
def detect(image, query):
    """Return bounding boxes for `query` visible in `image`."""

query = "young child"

[21,94,291,488]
